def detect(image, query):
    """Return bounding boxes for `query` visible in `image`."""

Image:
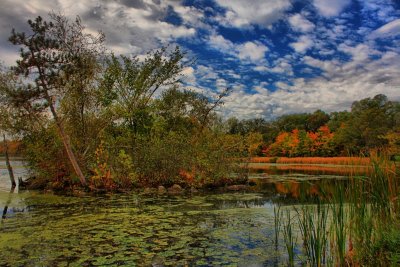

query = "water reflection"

[0,158,28,192]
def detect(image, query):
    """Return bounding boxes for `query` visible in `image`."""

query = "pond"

[0,161,359,266]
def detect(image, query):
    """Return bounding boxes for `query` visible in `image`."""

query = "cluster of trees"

[0,14,250,191]
[227,94,400,157]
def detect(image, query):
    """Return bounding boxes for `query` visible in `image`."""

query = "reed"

[295,201,328,267]
[267,154,399,265]
[329,184,347,266]
[274,204,281,247]
[282,209,297,267]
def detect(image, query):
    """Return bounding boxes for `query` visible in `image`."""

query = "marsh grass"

[282,209,297,266]
[272,154,400,266]
[295,202,329,267]
[274,204,281,247]
[329,184,347,266]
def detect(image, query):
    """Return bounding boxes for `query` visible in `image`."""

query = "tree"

[334,94,399,154]
[99,47,184,132]
[307,110,330,132]
[7,13,104,187]
[2,134,16,188]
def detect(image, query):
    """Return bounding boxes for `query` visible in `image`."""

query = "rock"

[158,186,167,194]
[151,255,165,267]
[248,180,257,186]
[143,187,154,194]
[190,187,199,193]
[226,184,248,191]
[168,184,183,194]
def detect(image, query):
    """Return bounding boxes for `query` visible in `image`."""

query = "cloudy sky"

[1,0,400,119]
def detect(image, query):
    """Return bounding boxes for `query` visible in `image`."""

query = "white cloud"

[223,42,400,120]
[290,35,313,53]
[236,42,268,62]
[0,0,196,62]
[288,14,315,32]
[360,0,397,23]
[196,65,219,80]
[208,34,268,63]
[215,0,291,28]
[208,34,234,52]
[369,19,400,39]
[216,78,228,92]
[313,0,351,17]
[253,66,269,72]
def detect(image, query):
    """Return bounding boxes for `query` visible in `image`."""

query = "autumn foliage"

[266,125,335,157]
[0,140,21,156]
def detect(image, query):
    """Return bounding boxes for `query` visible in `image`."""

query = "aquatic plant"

[295,202,328,267]
[282,209,297,266]
[273,204,281,247]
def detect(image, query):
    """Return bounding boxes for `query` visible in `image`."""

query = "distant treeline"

[225,94,400,157]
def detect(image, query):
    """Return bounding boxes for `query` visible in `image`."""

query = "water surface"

[0,161,352,266]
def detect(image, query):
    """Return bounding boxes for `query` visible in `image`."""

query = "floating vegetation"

[0,191,282,266]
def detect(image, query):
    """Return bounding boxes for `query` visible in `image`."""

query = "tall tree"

[99,47,185,132]
[7,13,104,187]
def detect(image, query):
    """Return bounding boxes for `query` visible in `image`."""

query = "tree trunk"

[3,134,16,189]
[47,99,87,187]
[2,186,15,220]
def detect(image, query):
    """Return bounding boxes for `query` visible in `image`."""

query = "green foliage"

[22,125,74,190]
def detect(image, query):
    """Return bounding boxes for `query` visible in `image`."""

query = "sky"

[0,0,400,120]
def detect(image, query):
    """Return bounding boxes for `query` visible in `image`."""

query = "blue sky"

[1,0,399,119]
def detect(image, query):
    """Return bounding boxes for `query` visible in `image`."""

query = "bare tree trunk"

[47,99,87,187]
[3,134,16,189]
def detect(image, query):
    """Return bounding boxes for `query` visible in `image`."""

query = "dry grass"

[250,157,371,166]
[248,163,370,176]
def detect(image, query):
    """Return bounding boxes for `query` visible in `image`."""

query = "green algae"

[0,176,350,266]
[0,192,288,266]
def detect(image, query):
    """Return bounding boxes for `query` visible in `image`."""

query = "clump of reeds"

[282,209,297,266]
[346,154,400,265]
[329,184,347,266]
[268,154,399,265]
[274,204,281,247]
[295,201,329,267]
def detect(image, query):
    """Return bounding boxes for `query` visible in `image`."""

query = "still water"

[0,161,355,266]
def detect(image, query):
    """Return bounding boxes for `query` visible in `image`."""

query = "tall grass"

[282,209,297,266]
[329,184,347,266]
[274,204,281,247]
[270,154,399,266]
[295,202,329,267]
[346,155,399,265]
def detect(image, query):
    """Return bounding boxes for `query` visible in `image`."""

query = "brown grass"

[248,163,370,176]
[250,157,371,166]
